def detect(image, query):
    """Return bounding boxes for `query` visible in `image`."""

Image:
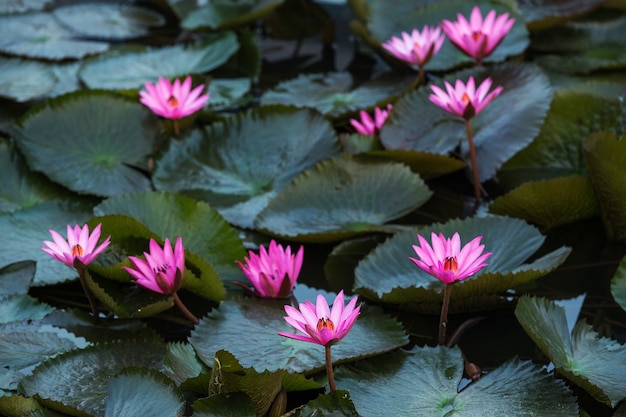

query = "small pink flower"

[429,76,502,119]
[42,224,110,267]
[349,104,392,136]
[235,240,304,298]
[382,26,445,68]
[410,232,492,285]
[441,6,515,63]
[139,76,209,120]
[124,237,185,295]
[279,290,360,347]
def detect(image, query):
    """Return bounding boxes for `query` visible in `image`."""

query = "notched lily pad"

[0,0,52,14]
[171,0,284,31]
[255,155,433,243]
[0,57,56,102]
[0,260,36,296]
[517,0,605,30]
[365,149,466,179]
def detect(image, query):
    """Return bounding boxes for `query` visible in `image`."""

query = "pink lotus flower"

[441,6,515,64]
[429,76,502,120]
[42,224,110,267]
[139,76,209,120]
[124,237,184,295]
[279,290,360,347]
[410,232,492,284]
[382,26,445,68]
[236,240,304,298]
[350,104,392,136]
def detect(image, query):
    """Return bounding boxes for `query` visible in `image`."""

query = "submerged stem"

[172,291,199,325]
[464,118,482,203]
[325,345,337,392]
[438,284,453,345]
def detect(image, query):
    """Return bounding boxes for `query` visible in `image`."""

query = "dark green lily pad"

[163,342,210,391]
[261,72,411,118]
[0,261,35,296]
[336,345,577,416]
[0,57,56,102]
[170,0,284,31]
[255,155,433,243]
[189,297,408,374]
[94,191,246,282]
[153,106,340,229]
[499,82,626,189]
[79,32,239,90]
[533,15,626,74]
[365,149,466,179]
[104,368,184,417]
[381,62,552,182]
[488,176,600,229]
[19,339,165,417]
[517,0,605,30]
[583,132,626,242]
[0,294,54,324]
[192,393,256,417]
[353,215,570,310]
[350,0,529,71]
[53,3,166,41]
[297,391,359,417]
[0,0,52,13]
[208,78,251,109]
[515,296,626,407]
[15,90,160,197]
[0,395,53,417]
[611,253,626,312]
[47,62,82,98]
[0,12,109,60]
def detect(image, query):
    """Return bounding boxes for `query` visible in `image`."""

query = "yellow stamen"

[317,317,335,332]
[444,257,458,272]
[71,245,84,257]
[461,93,471,104]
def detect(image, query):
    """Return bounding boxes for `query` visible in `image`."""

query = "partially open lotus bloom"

[42,224,110,267]
[382,26,445,68]
[410,232,492,285]
[124,237,185,295]
[235,240,304,298]
[429,76,503,120]
[139,76,209,120]
[349,104,392,136]
[441,6,515,64]
[279,290,360,347]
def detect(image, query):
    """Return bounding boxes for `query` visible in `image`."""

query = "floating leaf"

[515,296,626,407]
[19,339,166,417]
[0,57,56,102]
[381,62,552,182]
[255,155,432,243]
[15,90,159,197]
[499,82,626,188]
[353,215,570,310]
[191,392,256,417]
[297,391,359,417]
[53,3,165,41]
[583,132,626,242]
[0,260,35,297]
[208,78,252,109]
[611,253,626,312]
[0,294,54,324]
[336,345,577,416]
[365,149,466,179]
[488,176,600,229]
[0,0,52,13]
[153,106,340,229]
[517,0,605,30]
[262,72,410,118]
[80,32,239,90]
[189,297,408,374]
[104,368,184,417]
[0,13,108,60]
[163,342,210,390]
[170,0,284,31]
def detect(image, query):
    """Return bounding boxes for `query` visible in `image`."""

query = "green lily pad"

[336,345,577,416]
[15,90,160,197]
[94,191,246,282]
[0,200,97,286]
[381,62,552,182]
[499,82,626,189]
[350,0,529,71]
[170,0,284,31]
[208,78,252,110]
[583,132,626,242]
[261,72,411,118]
[0,12,109,60]
[192,393,256,417]
[533,15,626,74]
[79,32,239,90]
[189,297,408,374]
[353,215,571,310]
[0,57,56,102]
[0,395,52,417]
[163,342,211,391]
[0,294,54,324]
[19,339,165,417]
[297,391,360,417]
[365,149,466,179]
[1,322,88,392]
[611,253,626,312]
[517,0,605,30]
[53,3,166,41]
[153,106,340,229]
[488,176,600,229]
[515,296,626,407]
[104,368,184,417]
[0,0,52,13]
[255,155,433,243]
[0,261,35,296]
[324,235,384,294]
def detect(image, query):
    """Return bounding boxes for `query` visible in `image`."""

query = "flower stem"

[172,291,199,325]
[464,118,482,202]
[325,345,337,392]
[173,119,180,136]
[73,259,99,323]
[438,284,453,345]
